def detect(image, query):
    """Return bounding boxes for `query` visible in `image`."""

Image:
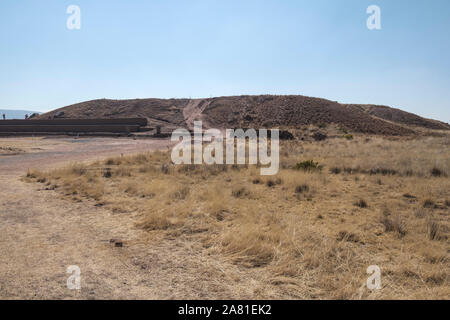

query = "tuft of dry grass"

[427,220,446,241]
[381,215,407,238]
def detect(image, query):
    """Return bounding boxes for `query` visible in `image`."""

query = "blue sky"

[1,0,449,122]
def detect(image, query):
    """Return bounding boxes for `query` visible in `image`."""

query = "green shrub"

[294,160,322,172]
[343,134,354,140]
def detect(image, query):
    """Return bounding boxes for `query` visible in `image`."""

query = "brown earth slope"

[355,104,450,130]
[39,98,189,131]
[38,95,449,135]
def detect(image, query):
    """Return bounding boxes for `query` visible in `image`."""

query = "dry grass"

[0,145,25,155]
[27,135,450,299]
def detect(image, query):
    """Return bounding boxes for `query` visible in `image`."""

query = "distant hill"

[357,105,449,130]
[0,109,42,120]
[37,95,450,135]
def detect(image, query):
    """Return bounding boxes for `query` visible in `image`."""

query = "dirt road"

[0,137,267,299]
[183,99,211,131]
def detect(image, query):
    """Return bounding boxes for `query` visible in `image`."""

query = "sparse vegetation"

[294,160,322,172]
[26,134,450,299]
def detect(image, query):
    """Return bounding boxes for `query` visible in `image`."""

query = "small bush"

[295,184,309,194]
[103,168,112,178]
[369,168,397,176]
[294,160,322,172]
[265,178,282,188]
[161,164,169,174]
[404,170,414,176]
[279,130,295,140]
[71,164,86,176]
[266,180,275,187]
[105,157,122,166]
[381,216,407,238]
[172,186,189,200]
[339,125,348,134]
[337,231,360,243]
[343,134,353,140]
[312,132,327,141]
[426,272,446,285]
[430,167,443,177]
[381,217,394,232]
[252,178,262,184]
[26,170,37,179]
[427,220,442,241]
[414,208,426,218]
[232,187,249,198]
[354,199,368,208]
[423,199,436,209]
[343,167,356,174]
[330,167,341,174]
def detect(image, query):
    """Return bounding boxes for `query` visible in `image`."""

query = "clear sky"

[1,0,449,122]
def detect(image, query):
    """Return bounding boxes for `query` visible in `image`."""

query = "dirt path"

[0,137,267,299]
[183,99,211,131]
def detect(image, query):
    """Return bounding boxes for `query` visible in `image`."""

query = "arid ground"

[1,131,448,300]
[0,137,287,299]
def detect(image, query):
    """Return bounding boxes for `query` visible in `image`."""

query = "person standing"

[2,113,5,120]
